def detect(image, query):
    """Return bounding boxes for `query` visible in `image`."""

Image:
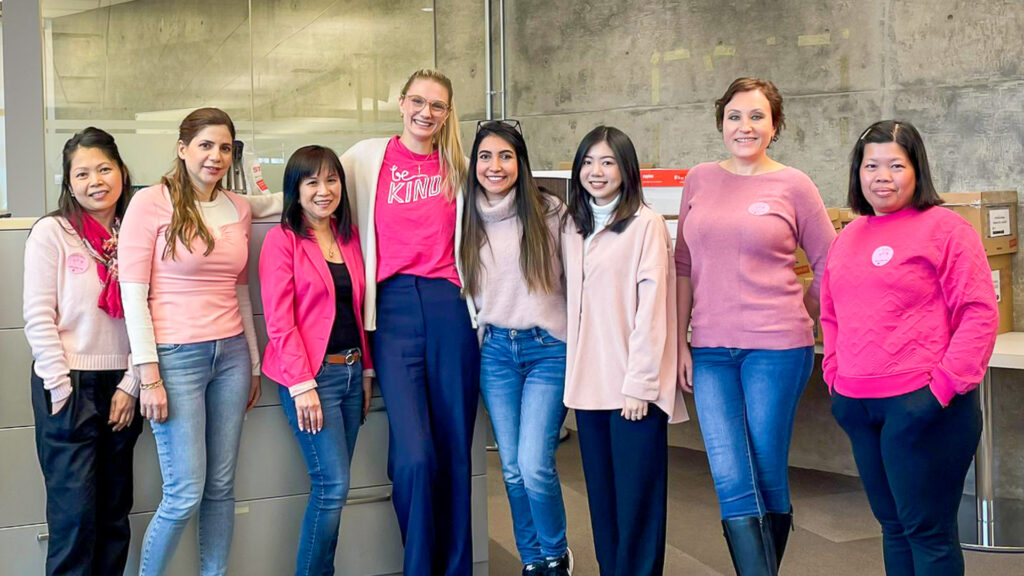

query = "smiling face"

[860,142,916,215]
[177,124,233,196]
[721,89,776,162]
[298,163,342,228]
[580,140,622,206]
[475,134,519,202]
[68,146,124,223]
[399,79,450,144]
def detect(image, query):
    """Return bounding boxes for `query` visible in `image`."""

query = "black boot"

[767,508,793,569]
[722,516,778,576]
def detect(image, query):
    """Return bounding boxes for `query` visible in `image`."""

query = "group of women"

[23,67,997,576]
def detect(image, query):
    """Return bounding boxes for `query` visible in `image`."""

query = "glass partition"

[40,0,458,207]
[0,18,7,213]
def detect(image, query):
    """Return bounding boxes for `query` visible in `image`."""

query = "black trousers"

[31,367,143,576]
[576,406,668,576]
[832,385,981,576]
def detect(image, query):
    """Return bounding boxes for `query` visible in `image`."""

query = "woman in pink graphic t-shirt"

[340,69,478,576]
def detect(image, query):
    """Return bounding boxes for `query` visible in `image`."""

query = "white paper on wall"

[988,208,1011,237]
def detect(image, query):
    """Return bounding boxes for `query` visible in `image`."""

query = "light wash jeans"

[139,333,251,576]
[278,359,364,576]
[480,326,568,564]
[692,346,813,519]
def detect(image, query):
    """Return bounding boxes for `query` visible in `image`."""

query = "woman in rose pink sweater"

[675,78,836,574]
[821,120,998,575]
[563,125,687,576]
[23,127,142,576]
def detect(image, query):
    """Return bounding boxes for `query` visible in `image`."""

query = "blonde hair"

[400,69,466,201]
[161,107,235,260]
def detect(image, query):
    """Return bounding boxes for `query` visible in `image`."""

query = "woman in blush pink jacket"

[258,145,372,576]
[562,126,687,576]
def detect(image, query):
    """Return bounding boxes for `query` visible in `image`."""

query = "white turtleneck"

[584,193,621,252]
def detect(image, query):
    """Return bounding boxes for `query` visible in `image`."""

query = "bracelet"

[140,379,164,391]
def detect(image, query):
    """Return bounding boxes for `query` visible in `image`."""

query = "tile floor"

[486,435,1024,575]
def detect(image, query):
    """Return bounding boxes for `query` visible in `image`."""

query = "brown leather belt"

[326,348,361,365]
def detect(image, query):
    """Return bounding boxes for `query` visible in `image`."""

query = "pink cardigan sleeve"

[259,226,316,389]
[622,216,676,401]
[23,218,74,403]
[929,224,999,406]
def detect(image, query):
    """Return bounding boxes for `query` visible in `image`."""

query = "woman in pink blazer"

[258,145,372,576]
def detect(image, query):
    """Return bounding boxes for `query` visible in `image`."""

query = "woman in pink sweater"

[564,125,687,576]
[822,120,998,575]
[24,127,142,576]
[119,108,261,575]
[675,77,836,574]
[460,120,571,576]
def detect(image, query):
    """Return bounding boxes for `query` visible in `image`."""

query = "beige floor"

[486,435,1024,575]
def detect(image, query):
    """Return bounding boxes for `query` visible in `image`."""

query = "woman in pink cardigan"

[563,125,687,576]
[822,120,997,575]
[259,145,372,575]
[24,127,142,576]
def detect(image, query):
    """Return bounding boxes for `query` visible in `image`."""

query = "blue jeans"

[139,334,251,576]
[278,360,364,576]
[480,326,568,564]
[692,346,813,519]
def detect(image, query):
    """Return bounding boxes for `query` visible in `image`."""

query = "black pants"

[832,385,981,576]
[31,367,143,576]
[576,407,668,576]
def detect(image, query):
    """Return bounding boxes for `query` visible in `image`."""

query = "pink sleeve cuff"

[929,366,963,408]
[49,381,73,405]
[117,372,141,398]
[288,379,318,398]
[621,377,660,402]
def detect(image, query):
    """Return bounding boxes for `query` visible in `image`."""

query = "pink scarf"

[72,213,123,318]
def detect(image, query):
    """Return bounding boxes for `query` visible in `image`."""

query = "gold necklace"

[318,228,337,260]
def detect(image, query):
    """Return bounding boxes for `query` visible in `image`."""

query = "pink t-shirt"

[373,136,460,286]
[118,185,251,344]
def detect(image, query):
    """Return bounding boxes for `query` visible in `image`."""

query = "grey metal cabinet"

[0,227,27,330]
[0,427,46,528]
[0,328,34,429]
[0,522,48,575]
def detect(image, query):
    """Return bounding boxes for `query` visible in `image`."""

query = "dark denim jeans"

[480,326,568,564]
[278,360,364,576]
[692,346,813,519]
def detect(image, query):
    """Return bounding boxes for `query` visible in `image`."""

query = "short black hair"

[567,126,644,237]
[281,145,352,241]
[847,120,943,215]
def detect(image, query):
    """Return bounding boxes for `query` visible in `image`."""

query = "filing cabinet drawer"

[0,329,33,429]
[0,427,45,528]
[0,522,48,575]
[0,228,27,330]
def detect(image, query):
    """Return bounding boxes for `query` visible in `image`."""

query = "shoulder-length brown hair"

[161,107,235,260]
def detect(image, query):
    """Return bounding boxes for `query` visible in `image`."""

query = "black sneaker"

[543,548,574,576]
[522,561,545,575]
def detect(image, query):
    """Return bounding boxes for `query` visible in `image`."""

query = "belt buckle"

[345,350,360,365]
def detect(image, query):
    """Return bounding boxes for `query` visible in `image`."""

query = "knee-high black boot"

[767,509,793,569]
[722,516,778,576]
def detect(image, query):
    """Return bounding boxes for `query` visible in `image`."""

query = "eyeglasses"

[476,118,523,136]
[404,94,450,115]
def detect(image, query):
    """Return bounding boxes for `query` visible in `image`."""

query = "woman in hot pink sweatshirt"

[821,120,998,576]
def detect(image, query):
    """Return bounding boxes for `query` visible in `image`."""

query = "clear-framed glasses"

[404,94,450,115]
[476,118,523,136]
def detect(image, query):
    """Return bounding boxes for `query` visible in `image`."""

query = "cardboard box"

[941,191,1018,256]
[826,207,841,231]
[839,208,859,229]
[798,275,822,343]
[988,254,1015,334]
[794,248,812,277]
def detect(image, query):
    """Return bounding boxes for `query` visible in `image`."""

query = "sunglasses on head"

[476,118,523,136]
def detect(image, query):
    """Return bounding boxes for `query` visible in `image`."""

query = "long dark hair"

[567,126,644,237]
[281,145,352,242]
[847,120,943,215]
[161,107,235,259]
[51,127,132,232]
[461,121,560,297]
